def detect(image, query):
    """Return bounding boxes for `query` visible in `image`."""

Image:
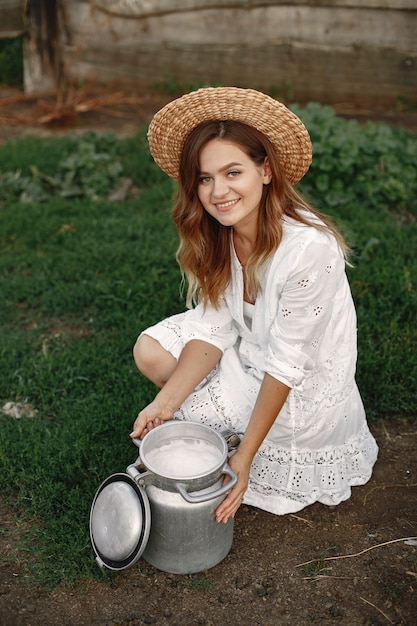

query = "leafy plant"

[0,132,125,204]
[0,38,23,86]
[293,102,417,221]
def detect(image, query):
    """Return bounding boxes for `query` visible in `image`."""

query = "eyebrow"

[199,161,244,175]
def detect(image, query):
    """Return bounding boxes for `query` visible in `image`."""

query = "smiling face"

[197,138,272,235]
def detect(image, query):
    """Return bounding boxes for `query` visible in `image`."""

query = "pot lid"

[90,473,151,570]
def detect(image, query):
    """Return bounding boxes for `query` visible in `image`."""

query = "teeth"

[217,200,237,209]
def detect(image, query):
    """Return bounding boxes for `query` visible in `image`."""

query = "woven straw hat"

[148,87,312,185]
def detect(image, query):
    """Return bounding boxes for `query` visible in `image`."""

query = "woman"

[130,87,378,524]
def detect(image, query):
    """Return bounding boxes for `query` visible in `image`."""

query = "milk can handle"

[176,465,237,504]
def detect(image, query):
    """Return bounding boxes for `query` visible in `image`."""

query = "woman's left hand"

[215,449,251,524]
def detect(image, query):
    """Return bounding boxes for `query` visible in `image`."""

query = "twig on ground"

[302,575,357,581]
[382,421,391,441]
[363,483,417,505]
[289,514,314,527]
[37,89,138,124]
[0,84,147,126]
[296,537,417,568]
[360,597,394,624]
[0,91,55,105]
[0,113,31,125]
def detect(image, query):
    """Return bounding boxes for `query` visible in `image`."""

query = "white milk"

[145,438,223,478]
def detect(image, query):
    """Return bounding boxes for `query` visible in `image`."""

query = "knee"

[133,334,175,386]
[133,335,156,375]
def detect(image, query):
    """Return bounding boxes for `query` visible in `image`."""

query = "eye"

[227,170,240,178]
[198,176,211,184]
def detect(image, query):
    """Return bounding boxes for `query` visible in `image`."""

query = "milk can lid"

[90,473,151,570]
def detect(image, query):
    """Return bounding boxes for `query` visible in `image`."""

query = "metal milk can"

[90,421,238,574]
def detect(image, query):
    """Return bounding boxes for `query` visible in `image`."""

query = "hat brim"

[147,87,312,185]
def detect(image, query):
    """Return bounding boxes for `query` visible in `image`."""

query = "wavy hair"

[173,120,348,308]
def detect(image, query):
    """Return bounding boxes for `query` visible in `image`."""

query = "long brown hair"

[173,120,348,308]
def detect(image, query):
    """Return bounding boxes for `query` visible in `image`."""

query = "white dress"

[142,213,378,515]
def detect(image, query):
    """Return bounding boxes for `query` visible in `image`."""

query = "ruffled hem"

[243,424,378,515]
[243,485,353,516]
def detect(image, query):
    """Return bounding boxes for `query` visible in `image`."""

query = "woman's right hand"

[130,340,222,440]
[130,399,174,439]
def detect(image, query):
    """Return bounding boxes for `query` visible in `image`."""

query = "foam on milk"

[145,437,223,478]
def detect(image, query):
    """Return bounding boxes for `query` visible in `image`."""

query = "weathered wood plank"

[64,41,416,107]
[64,4,416,52]
[59,1,417,107]
[91,0,417,18]
[23,0,62,93]
[0,0,24,35]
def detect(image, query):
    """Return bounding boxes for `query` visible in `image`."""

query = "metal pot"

[90,421,238,574]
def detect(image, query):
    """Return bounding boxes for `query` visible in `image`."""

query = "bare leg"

[133,334,177,388]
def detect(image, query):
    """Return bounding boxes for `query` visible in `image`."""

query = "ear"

[262,157,272,184]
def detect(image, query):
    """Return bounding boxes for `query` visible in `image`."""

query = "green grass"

[0,106,416,587]
[301,544,340,578]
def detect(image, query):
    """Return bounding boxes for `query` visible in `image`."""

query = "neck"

[233,228,256,254]
[233,231,253,267]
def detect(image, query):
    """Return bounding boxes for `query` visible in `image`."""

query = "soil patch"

[1,420,416,626]
[1,87,417,144]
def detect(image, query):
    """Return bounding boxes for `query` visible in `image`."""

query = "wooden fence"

[1,1,416,108]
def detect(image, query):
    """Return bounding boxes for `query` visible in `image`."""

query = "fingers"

[214,450,250,523]
[130,416,145,439]
[141,418,162,438]
[131,396,174,439]
[215,486,245,524]
[130,415,163,439]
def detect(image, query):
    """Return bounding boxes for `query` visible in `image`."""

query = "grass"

[301,544,340,578]
[0,107,416,587]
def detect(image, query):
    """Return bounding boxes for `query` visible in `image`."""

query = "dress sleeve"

[266,231,350,388]
[180,298,238,353]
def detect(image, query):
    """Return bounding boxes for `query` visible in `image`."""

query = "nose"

[211,176,229,199]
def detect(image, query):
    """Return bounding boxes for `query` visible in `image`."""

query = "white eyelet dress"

[140,213,378,515]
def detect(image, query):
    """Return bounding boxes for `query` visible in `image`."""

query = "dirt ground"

[1,420,416,626]
[1,85,417,143]
[1,88,416,626]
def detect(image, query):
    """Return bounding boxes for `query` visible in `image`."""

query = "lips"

[215,199,239,211]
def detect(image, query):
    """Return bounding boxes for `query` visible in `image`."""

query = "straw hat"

[147,87,312,185]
